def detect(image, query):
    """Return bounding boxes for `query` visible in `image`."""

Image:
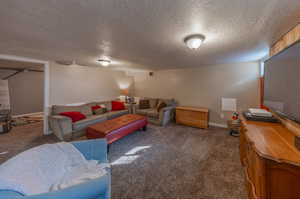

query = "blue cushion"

[0,190,23,198]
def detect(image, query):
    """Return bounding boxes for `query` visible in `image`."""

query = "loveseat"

[49,101,129,140]
[135,98,177,126]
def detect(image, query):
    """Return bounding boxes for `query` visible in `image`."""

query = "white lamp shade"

[221,98,237,112]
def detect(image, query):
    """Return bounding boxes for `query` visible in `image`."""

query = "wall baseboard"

[12,112,43,118]
[209,122,227,128]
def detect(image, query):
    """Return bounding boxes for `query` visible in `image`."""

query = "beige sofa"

[49,101,129,140]
[134,98,177,126]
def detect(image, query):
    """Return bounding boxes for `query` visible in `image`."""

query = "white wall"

[133,62,260,125]
[8,71,44,115]
[49,62,134,105]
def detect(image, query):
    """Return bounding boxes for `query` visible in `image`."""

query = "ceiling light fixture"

[97,59,111,67]
[184,34,205,49]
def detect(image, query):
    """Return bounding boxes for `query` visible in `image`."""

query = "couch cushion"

[91,105,101,113]
[107,110,129,120]
[52,105,82,115]
[159,98,176,106]
[156,101,167,112]
[52,104,93,116]
[148,98,158,108]
[147,109,159,118]
[86,102,97,108]
[80,104,93,116]
[94,108,107,115]
[96,101,112,111]
[73,115,107,131]
[60,112,86,123]
[139,99,150,109]
[136,109,151,116]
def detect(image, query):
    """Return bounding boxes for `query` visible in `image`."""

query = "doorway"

[0,59,44,120]
[0,55,49,134]
[0,55,50,162]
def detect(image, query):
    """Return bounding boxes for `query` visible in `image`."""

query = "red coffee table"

[86,114,147,144]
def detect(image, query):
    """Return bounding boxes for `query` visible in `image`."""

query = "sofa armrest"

[71,139,108,163]
[25,174,110,199]
[159,106,176,126]
[48,115,72,141]
[132,104,140,114]
[161,106,175,112]
[0,190,23,199]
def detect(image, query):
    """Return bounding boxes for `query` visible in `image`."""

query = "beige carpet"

[109,124,246,199]
[0,122,246,199]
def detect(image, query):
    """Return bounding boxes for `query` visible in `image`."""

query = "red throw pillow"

[60,111,86,123]
[91,105,102,111]
[111,101,125,111]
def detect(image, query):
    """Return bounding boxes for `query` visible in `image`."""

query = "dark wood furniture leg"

[142,125,147,131]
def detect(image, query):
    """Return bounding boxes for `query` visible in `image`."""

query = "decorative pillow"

[94,108,107,115]
[139,99,150,109]
[91,105,101,111]
[98,104,106,108]
[91,105,101,114]
[80,105,93,117]
[148,98,158,108]
[60,112,86,123]
[157,101,167,112]
[111,101,125,111]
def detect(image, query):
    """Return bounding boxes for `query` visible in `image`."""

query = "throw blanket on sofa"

[0,142,108,196]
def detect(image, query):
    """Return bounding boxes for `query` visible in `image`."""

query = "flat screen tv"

[264,41,300,124]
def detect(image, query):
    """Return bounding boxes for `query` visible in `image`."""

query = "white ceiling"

[0,59,44,71]
[0,0,300,71]
[0,59,44,79]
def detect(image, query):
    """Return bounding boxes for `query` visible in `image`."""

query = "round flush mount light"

[184,34,205,49]
[97,59,111,67]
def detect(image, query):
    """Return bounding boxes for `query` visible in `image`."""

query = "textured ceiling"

[0,0,300,71]
[0,59,44,79]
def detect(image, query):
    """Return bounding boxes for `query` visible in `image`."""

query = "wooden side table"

[176,106,209,128]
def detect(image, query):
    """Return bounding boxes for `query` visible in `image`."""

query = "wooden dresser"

[175,106,208,128]
[240,117,300,199]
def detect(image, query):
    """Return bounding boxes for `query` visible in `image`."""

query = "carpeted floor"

[109,124,246,199]
[0,122,58,163]
[0,122,246,199]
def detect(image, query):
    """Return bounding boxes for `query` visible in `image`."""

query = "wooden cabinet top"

[242,117,300,167]
[176,106,209,112]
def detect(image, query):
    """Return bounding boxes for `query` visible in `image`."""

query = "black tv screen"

[264,41,300,124]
